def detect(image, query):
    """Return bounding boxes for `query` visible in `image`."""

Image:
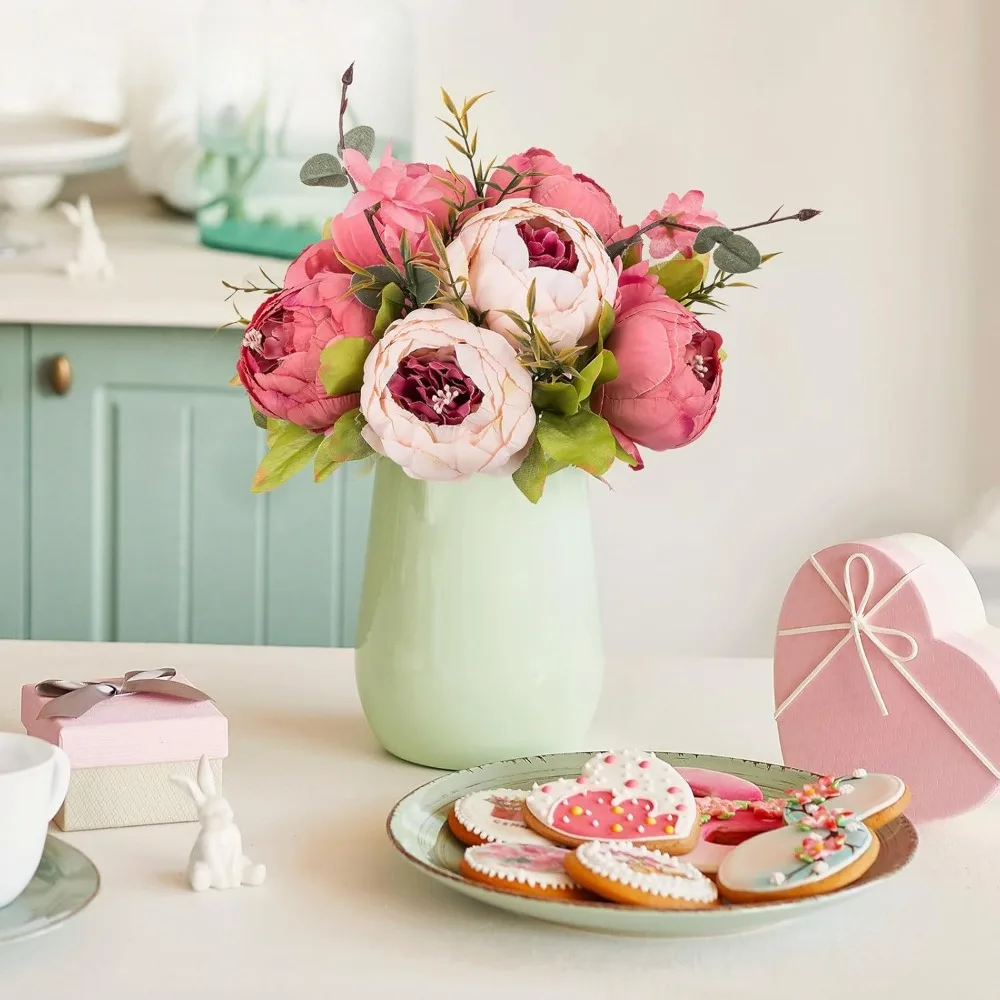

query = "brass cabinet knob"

[48,355,72,395]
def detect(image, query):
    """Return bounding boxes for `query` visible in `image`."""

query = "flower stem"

[338,62,393,264]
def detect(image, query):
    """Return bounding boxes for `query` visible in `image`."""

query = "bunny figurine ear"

[171,773,206,808]
[197,754,217,798]
[57,201,81,226]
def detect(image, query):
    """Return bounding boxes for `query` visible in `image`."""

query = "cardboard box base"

[55,758,224,831]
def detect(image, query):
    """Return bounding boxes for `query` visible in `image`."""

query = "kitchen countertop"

[0,640,995,998]
[0,196,288,329]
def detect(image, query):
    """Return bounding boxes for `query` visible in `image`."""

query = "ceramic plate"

[0,836,100,944]
[0,115,129,176]
[387,751,918,938]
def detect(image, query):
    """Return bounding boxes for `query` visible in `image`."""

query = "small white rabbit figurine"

[171,755,266,892]
[57,194,114,278]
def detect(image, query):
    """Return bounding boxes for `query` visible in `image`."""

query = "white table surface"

[0,198,285,329]
[0,640,995,998]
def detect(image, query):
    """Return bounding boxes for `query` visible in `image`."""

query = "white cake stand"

[0,114,130,256]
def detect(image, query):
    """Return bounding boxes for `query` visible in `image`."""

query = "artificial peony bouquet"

[232,65,818,502]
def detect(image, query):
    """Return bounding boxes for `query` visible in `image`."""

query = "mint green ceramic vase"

[354,459,604,769]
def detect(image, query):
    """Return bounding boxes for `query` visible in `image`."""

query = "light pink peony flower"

[237,273,375,432]
[360,309,535,481]
[592,262,723,451]
[488,147,622,241]
[287,162,472,281]
[642,190,720,259]
[445,200,618,352]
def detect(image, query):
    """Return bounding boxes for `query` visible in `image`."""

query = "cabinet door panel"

[0,326,28,638]
[30,326,371,646]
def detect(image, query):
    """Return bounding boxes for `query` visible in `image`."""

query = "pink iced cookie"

[686,798,787,875]
[677,767,763,802]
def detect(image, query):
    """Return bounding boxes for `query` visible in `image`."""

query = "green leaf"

[712,233,761,274]
[692,225,730,255]
[252,423,321,493]
[316,408,374,468]
[373,282,406,338]
[575,349,618,402]
[411,266,440,307]
[299,153,349,188]
[318,337,374,396]
[266,417,287,448]
[536,409,616,478]
[651,255,709,301]
[532,380,580,416]
[597,301,615,350]
[367,264,407,287]
[251,404,268,430]
[313,451,341,483]
[621,242,642,270]
[340,125,375,160]
[615,438,640,468]
[512,436,547,503]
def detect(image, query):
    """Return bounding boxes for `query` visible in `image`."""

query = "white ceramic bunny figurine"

[171,755,266,892]
[57,194,114,278]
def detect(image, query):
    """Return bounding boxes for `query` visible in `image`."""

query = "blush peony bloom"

[488,147,622,241]
[237,273,375,431]
[642,190,720,259]
[592,262,723,451]
[287,161,473,281]
[445,201,618,352]
[360,309,535,481]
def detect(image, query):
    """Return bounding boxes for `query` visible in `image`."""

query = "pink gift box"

[21,673,228,830]
[774,533,1000,822]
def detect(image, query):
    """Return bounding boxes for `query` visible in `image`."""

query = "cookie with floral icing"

[459,842,590,900]
[716,802,879,902]
[784,770,909,831]
[447,788,552,847]
[565,842,718,909]
[685,797,787,875]
[522,751,700,854]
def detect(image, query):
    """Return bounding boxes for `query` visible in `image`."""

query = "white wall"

[0,0,988,655]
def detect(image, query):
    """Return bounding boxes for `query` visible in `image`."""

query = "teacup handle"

[47,746,71,821]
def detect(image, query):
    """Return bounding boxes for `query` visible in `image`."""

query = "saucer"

[0,836,99,944]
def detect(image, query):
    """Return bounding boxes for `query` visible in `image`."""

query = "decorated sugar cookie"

[447,788,551,847]
[522,751,699,854]
[677,767,764,802]
[685,797,787,875]
[717,801,878,902]
[784,770,909,830]
[565,842,718,909]
[458,842,589,900]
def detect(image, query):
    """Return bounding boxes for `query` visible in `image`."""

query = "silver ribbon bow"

[34,668,211,720]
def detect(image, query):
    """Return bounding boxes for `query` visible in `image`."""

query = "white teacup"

[0,733,70,907]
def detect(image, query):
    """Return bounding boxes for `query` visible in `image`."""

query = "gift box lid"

[21,673,228,768]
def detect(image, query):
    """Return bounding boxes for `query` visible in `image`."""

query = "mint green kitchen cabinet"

[1,324,371,646]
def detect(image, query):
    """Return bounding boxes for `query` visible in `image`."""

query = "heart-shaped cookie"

[774,533,1000,820]
[523,750,699,853]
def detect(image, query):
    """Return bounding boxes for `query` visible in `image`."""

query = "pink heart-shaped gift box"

[774,533,1000,821]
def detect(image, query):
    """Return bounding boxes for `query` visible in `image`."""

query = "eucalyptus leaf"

[299,153,349,188]
[373,282,406,338]
[340,125,376,160]
[511,436,547,503]
[368,264,407,287]
[251,404,268,430]
[532,381,580,416]
[712,233,761,274]
[412,266,440,307]
[318,337,374,396]
[536,409,616,478]
[692,225,730,255]
[252,423,321,493]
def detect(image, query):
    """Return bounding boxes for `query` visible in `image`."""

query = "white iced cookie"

[458,843,589,900]
[523,751,699,854]
[447,788,550,847]
[565,842,718,909]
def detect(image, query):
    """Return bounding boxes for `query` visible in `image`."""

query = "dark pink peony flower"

[592,262,724,453]
[387,347,483,426]
[487,147,622,241]
[237,272,374,432]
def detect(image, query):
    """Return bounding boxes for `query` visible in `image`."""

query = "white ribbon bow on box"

[775,551,1000,781]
